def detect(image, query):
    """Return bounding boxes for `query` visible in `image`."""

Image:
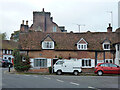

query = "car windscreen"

[56,61,64,65]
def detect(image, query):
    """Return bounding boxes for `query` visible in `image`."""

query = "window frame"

[77,44,87,50]
[34,58,47,68]
[105,59,113,63]
[103,43,110,50]
[81,59,93,68]
[118,44,120,51]
[42,41,54,49]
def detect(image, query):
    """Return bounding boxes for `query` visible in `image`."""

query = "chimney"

[50,17,53,21]
[42,8,45,12]
[26,20,28,25]
[107,23,112,32]
[22,20,24,25]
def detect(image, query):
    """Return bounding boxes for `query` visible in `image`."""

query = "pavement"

[2,68,120,89]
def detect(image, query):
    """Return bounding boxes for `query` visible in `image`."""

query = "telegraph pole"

[76,24,85,33]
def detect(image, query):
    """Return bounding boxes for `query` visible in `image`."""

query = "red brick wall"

[28,50,113,60]
[32,12,61,33]
[77,51,95,59]
[29,50,94,59]
[82,68,94,73]
[28,68,49,73]
[105,52,113,59]
[97,52,104,60]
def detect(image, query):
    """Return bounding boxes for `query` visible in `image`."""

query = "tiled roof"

[2,40,18,50]
[19,31,119,51]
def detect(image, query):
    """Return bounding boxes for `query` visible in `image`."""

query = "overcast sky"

[0,0,119,39]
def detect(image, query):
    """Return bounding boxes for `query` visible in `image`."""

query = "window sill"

[103,49,110,50]
[81,67,94,68]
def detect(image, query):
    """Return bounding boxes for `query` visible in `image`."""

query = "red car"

[94,63,120,76]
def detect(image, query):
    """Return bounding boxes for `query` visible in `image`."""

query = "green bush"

[12,49,31,72]
[49,67,52,74]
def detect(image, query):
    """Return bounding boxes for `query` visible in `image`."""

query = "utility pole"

[76,24,85,33]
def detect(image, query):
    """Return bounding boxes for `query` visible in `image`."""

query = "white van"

[53,59,82,75]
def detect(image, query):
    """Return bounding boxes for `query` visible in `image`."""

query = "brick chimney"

[26,20,28,25]
[42,8,45,12]
[107,23,112,32]
[20,20,29,33]
[22,20,24,25]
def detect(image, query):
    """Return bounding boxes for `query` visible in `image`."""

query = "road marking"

[56,79,64,82]
[70,82,79,86]
[88,86,95,89]
[44,77,51,79]
[34,76,38,77]
[24,75,30,76]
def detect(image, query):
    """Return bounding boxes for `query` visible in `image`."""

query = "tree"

[10,30,20,41]
[0,32,7,40]
[12,49,31,72]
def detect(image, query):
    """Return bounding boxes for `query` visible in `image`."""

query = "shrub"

[12,49,31,72]
[49,67,52,74]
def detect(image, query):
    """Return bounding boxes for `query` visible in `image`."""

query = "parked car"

[2,59,13,67]
[94,63,120,76]
[54,59,82,75]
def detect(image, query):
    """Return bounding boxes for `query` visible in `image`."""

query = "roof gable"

[77,38,88,44]
[102,38,111,44]
[41,34,55,42]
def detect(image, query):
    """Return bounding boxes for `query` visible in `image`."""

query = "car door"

[102,63,110,74]
[109,63,119,74]
[54,61,64,72]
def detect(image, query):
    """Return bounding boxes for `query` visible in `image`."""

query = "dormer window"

[102,39,111,50]
[77,38,88,50]
[42,41,54,49]
[78,44,87,50]
[103,43,110,50]
[41,34,55,49]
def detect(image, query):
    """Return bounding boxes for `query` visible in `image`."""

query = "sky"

[0,0,119,39]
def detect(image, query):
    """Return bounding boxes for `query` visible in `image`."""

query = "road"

[2,68,120,89]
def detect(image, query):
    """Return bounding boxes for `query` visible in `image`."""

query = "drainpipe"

[95,51,97,66]
[103,51,105,63]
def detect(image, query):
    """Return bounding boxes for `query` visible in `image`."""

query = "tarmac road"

[2,68,120,89]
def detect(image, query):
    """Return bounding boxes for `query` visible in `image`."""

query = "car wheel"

[57,70,62,75]
[73,71,79,75]
[97,70,103,76]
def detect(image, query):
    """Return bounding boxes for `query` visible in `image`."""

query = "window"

[100,63,109,67]
[82,59,91,67]
[9,50,12,54]
[42,41,54,49]
[109,63,117,67]
[77,44,87,50]
[34,59,47,67]
[77,38,88,50]
[103,43,110,50]
[105,59,113,63]
[53,26,57,32]
[5,50,7,54]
